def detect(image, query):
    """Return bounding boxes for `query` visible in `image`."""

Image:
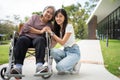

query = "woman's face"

[43,8,54,22]
[55,12,65,26]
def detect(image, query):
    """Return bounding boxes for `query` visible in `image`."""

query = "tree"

[32,11,42,15]
[62,3,89,39]
[13,15,21,25]
[61,0,99,39]
[84,0,99,15]
[0,20,16,39]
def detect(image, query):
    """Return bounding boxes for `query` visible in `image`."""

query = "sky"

[0,0,87,22]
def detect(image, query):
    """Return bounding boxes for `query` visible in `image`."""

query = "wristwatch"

[50,31,54,36]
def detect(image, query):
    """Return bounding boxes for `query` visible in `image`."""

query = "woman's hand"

[45,27,52,33]
[30,26,50,34]
[41,27,48,33]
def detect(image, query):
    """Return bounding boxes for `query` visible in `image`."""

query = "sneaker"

[10,68,22,79]
[36,66,48,74]
[11,68,22,74]
[72,62,81,74]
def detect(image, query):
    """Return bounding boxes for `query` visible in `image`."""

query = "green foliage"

[0,23,13,34]
[0,21,16,40]
[100,39,120,77]
[32,11,42,15]
[62,0,98,39]
[24,16,30,22]
[84,0,99,14]
[62,3,89,39]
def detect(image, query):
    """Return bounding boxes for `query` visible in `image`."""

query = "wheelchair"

[0,31,53,80]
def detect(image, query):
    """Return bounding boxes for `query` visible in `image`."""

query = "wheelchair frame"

[0,31,53,80]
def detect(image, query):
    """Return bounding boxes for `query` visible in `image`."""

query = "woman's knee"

[18,36,30,41]
[33,37,46,46]
[56,62,64,71]
[16,36,31,46]
[50,48,58,58]
[36,37,45,42]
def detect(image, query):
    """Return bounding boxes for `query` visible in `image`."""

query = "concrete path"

[0,40,120,80]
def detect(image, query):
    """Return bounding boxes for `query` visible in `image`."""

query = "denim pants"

[50,44,80,72]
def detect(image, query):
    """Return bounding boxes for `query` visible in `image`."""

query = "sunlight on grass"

[100,39,120,77]
[0,45,9,65]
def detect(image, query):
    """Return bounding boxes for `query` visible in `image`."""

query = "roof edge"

[86,0,102,24]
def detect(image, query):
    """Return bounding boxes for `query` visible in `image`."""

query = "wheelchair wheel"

[41,73,52,79]
[41,70,53,79]
[0,67,10,80]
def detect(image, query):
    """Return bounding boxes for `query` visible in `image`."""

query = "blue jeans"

[50,44,80,72]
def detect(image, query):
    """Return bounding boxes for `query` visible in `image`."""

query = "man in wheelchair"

[10,6,55,79]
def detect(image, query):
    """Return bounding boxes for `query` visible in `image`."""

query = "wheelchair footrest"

[34,72,52,76]
[5,74,25,77]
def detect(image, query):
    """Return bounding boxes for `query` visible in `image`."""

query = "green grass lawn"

[100,39,120,77]
[0,44,9,65]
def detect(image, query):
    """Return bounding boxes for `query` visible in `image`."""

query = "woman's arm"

[52,32,71,45]
[22,14,36,33]
[22,14,48,35]
[50,37,57,48]
[47,28,71,45]
[29,27,47,34]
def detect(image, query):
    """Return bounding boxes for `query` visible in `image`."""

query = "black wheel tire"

[41,73,52,79]
[41,70,53,79]
[0,67,10,80]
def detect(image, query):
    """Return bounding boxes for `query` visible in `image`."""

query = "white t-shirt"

[63,24,75,47]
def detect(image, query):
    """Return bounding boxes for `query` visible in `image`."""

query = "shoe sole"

[10,69,23,79]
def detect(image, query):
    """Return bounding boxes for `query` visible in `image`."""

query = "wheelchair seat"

[26,48,36,57]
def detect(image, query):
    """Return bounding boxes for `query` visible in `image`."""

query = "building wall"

[97,6,120,39]
[88,15,97,39]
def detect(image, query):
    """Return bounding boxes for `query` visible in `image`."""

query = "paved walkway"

[0,40,120,80]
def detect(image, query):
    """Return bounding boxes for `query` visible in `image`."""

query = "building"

[87,0,120,39]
